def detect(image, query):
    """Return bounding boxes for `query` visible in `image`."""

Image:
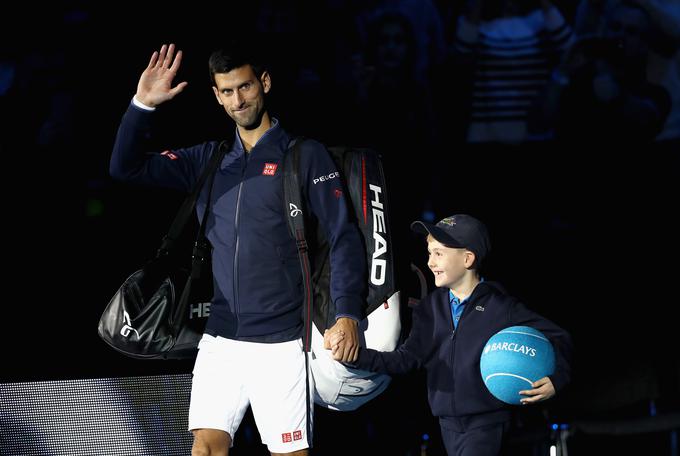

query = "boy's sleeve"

[350,299,429,374]
[509,301,574,392]
[299,140,367,322]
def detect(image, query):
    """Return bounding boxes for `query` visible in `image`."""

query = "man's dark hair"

[208,39,268,86]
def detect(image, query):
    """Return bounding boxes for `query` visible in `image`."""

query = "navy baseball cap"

[411,214,491,262]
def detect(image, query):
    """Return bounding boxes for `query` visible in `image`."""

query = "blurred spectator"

[537,1,671,145]
[353,0,447,84]
[573,0,618,38]
[452,0,573,144]
[627,0,680,145]
[572,0,680,145]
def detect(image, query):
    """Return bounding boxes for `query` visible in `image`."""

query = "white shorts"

[188,335,314,453]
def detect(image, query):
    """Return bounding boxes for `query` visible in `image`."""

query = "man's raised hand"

[135,43,188,108]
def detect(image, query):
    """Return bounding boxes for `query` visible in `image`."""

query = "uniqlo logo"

[263,163,278,175]
[293,430,302,441]
[160,150,178,160]
[282,432,292,443]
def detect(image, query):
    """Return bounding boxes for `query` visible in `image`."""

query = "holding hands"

[322,326,558,406]
[323,318,359,363]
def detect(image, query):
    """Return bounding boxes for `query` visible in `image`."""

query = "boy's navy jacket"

[352,281,573,427]
[110,104,366,342]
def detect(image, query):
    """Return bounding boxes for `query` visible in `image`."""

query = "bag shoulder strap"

[158,140,229,257]
[282,136,313,352]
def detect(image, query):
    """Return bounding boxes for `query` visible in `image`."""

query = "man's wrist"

[132,95,156,111]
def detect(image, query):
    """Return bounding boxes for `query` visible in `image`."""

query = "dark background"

[2,2,678,455]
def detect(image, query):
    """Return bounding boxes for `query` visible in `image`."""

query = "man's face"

[212,64,270,130]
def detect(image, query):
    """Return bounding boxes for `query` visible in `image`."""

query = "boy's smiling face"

[426,237,474,290]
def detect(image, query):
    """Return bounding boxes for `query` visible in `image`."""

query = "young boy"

[325,214,573,455]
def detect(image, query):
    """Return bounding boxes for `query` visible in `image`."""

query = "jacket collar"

[232,117,284,154]
[438,280,507,304]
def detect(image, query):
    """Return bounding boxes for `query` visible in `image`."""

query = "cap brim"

[410,221,465,248]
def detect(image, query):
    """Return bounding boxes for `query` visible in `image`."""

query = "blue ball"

[479,326,555,405]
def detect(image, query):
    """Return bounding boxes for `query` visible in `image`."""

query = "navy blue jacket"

[352,281,572,425]
[110,104,366,342]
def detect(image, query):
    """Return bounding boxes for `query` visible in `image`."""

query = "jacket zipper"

[450,313,457,415]
[233,149,249,335]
